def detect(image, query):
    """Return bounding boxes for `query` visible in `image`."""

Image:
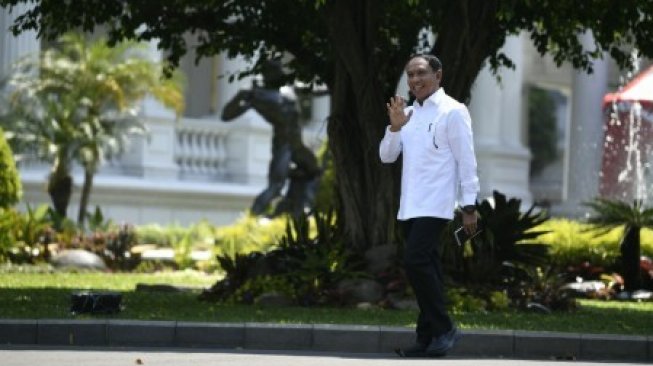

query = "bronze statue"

[221,60,320,217]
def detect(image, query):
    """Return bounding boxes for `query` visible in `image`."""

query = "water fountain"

[600,65,653,203]
[596,64,653,296]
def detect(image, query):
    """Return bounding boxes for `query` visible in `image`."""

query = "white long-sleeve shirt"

[379,88,479,220]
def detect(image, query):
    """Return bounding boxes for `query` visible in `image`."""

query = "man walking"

[379,54,480,357]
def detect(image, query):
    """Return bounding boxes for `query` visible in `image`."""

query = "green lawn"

[1,271,651,336]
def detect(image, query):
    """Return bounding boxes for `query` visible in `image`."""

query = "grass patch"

[0,271,651,336]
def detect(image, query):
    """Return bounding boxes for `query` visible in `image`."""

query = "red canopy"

[603,65,653,105]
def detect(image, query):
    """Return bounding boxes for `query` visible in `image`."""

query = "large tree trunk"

[324,1,402,251]
[433,0,500,102]
[327,61,401,251]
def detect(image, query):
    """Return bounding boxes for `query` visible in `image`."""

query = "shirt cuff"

[460,194,477,207]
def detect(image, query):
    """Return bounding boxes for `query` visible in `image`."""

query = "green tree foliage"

[0,128,22,208]
[0,32,184,226]
[3,0,653,250]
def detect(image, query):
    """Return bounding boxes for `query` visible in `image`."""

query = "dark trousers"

[401,217,453,344]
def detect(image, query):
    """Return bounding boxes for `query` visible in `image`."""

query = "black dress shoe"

[394,341,429,358]
[425,327,462,357]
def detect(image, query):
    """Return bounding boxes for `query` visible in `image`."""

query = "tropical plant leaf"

[585,198,653,230]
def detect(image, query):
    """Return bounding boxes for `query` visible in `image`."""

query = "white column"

[468,65,503,146]
[116,39,178,179]
[0,5,40,76]
[179,33,214,118]
[500,36,527,148]
[499,34,532,203]
[469,33,532,205]
[562,32,609,215]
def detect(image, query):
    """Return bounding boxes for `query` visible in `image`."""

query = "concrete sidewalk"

[1,348,647,366]
[0,319,650,362]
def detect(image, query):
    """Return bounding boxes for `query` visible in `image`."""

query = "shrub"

[84,206,114,233]
[135,221,216,270]
[135,223,190,247]
[0,208,22,262]
[202,210,365,306]
[135,217,287,271]
[213,214,288,258]
[229,275,296,305]
[533,218,653,267]
[508,266,578,312]
[533,218,622,269]
[0,128,22,208]
[0,205,55,263]
[313,141,337,213]
[447,288,487,312]
[442,190,550,286]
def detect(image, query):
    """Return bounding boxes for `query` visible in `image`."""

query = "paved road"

[0,348,644,366]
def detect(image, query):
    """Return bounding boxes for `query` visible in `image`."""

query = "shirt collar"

[416,87,445,108]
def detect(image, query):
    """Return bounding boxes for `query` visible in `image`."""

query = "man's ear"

[435,69,443,82]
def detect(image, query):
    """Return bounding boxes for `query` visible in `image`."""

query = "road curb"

[0,319,650,362]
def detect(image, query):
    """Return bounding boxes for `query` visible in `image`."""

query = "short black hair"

[408,54,442,72]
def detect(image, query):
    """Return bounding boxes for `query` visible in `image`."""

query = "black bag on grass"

[70,291,122,315]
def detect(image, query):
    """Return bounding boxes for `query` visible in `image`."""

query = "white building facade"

[1,6,626,226]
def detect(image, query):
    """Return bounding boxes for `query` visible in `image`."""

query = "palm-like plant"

[442,190,550,286]
[585,198,653,292]
[477,191,550,265]
[1,33,184,226]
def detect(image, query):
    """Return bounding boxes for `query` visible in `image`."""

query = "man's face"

[405,57,441,102]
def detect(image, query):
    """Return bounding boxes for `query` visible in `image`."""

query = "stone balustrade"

[174,118,230,181]
[17,113,272,226]
[17,113,270,183]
